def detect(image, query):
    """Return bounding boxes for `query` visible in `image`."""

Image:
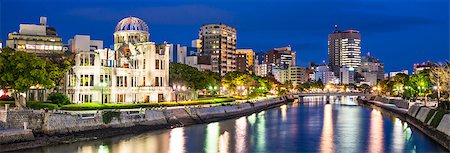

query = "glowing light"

[368,109,384,153]
[168,127,185,153]
[205,122,220,153]
[319,104,334,153]
[235,117,248,153]
[98,144,110,153]
[219,131,230,153]
[256,111,266,152]
[280,105,288,122]
[392,118,405,153]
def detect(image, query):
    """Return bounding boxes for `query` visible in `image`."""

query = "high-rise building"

[255,64,268,77]
[199,23,237,75]
[65,17,172,103]
[339,67,355,84]
[314,63,338,84]
[236,49,255,71]
[68,35,103,53]
[358,55,384,86]
[273,68,289,84]
[289,66,309,86]
[6,17,63,56]
[236,53,247,72]
[263,46,296,74]
[328,25,361,76]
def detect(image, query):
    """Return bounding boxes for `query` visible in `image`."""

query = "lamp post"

[173,84,186,102]
[433,85,441,103]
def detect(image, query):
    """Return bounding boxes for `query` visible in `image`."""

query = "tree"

[430,63,450,101]
[404,72,431,99]
[0,48,58,108]
[169,63,220,90]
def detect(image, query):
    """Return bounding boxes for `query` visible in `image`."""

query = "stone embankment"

[360,96,449,150]
[0,96,289,152]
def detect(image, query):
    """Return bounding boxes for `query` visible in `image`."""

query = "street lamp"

[99,82,107,104]
[173,84,186,102]
[433,86,441,102]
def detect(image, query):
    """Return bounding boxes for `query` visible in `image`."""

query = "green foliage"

[429,110,446,128]
[47,92,71,106]
[169,63,220,90]
[0,101,15,107]
[102,111,121,124]
[297,80,324,91]
[27,101,59,110]
[0,48,55,93]
[222,72,274,97]
[404,72,431,98]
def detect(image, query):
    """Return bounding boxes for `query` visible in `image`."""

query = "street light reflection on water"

[19,96,448,153]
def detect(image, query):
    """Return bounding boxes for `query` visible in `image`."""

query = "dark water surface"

[18,96,447,153]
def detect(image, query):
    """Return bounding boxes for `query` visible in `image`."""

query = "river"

[17,96,447,153]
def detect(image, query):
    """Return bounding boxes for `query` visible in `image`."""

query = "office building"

[414,61,435,74]
[389,70,409,78]
[236,53,247,72]
[236,49,255,71]
[6,17,63,56]
[358,55,384,86]
[199,23,237,75]
[263,46,296,73]
[68,35,103,53]
[273,68,289,84]
[340,67,355,84]
[289,66,309,86]
[328,25,361,76]
[65,17,172,103]
[314,64,338,84]
[255,63,268,77]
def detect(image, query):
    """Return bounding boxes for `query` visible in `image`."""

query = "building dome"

[115,17,149,32]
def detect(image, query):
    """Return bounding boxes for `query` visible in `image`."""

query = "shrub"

[102,111,121,124]
[60,103,105,110]
[27,101,59,110]
[0,101,15,108]
[48,92,71,106]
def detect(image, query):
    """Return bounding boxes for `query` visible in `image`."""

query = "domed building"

[65,17,172,103]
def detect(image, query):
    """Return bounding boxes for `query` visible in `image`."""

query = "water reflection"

[392,118,405,153]
[235,117,247,153]
[368,109,384,153]
[205,122,220,153]
[256,112,266,152]
[319,104,334,153]
[168,128,185,153]
[18,96,447,153]
[280,104,287,122]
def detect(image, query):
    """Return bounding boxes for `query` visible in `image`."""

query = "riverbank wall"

[360,96,449,150]
[0,96,288,152]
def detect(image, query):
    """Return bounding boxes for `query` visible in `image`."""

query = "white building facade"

[65,17,172,104]
[68,35,103,53]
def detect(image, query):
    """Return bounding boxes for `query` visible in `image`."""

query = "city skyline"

[1,0,448,72]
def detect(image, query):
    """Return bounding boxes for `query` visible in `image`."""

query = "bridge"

[287,92,373,103]
[290,92,371,97]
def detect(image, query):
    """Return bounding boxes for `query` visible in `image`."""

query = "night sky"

[1,0,449,72]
